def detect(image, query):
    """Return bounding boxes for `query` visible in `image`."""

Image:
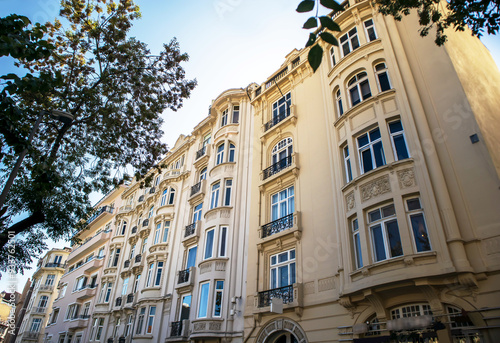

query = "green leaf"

[303,17,318,29]
[296,0,315,13]
[305,32,317,47]
[320,0,344,11]
[319,16,341,31]
[320,32,338,45]
[308,44,323,73]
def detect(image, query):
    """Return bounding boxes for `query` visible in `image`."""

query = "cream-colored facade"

[16,248,71,343]
[42,1,500,342]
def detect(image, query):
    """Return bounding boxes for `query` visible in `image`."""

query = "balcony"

[182,221,200,246]
[45,262,66,269]
[261,106,297,139]
[135,254,142,263]
[189,180,206,204]
[176,267,195,293]
[115,297,122,307]
[149,187,156,194]
[260,212,301,240]
[138,195,145,202]
[263,156,292,180]
[32,306,47,314]
[265,66,288,89]
[142,219,150,228]
[68,315,90,329]
[132,254,143,274]
[76,285,98,301]
[124,259,130,268]
[87,205,114,226]
[22,331,39,340]
[169,320,189,338]
[84,256,105,274]
[194,144,211,167]
[131,226,138,234]
[68,230,112,263]
[255,283,303,313]
[126,293,134,303]
[196,146,207,160]
[39,285,54,292]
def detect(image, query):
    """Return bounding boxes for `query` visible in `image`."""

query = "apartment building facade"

[15,248,71,343]
[40,1,500,342]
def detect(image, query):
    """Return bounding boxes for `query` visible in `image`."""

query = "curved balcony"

[68,315,90,329]
[189,180,207,204]
[76,285,98,301]
[259,212,301,243]
[183,221,201,247]
[87,205,114,227]
[260,154,299,187]
[168,320,190,339]
[176,267,195,293]
[194,144,211,168]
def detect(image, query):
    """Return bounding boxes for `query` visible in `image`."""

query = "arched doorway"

[256,318,307,343]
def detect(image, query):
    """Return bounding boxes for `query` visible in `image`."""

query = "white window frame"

[204,228,215,260]
[121,277,129,295]
[363,18,377,42]
[210,182,220,209]
[160,188,168,206]
[162,221,170,243]
[271,137,293,165]
[45,274,55,286]
[154,223,161,244]
[329,46,336,67]
[272,92,291,120]
[223,179,232,206]
[136,307,146,335]
[348,71,371,107]
[271,186,295,221]
[228,143,236,162]
[232,105,240,123]
[104,282,112,303]
[198,282,210,318]
[368,204,403,262]
[154,261,164,287]
[388,119,410,161]
[120,220,127,235]
[133,274,141,293]
[340,27,360,57]
[270,249,296,289]
[357,127,386,174]
[406,197,431,253]
[30,318,42,332]
[146,263,154,287]
[375,62,391,92]
[146,306,156,334]
[213,280,224,317]
[219,226,228,257]
[193,203,203,223]
[216,144,225,165]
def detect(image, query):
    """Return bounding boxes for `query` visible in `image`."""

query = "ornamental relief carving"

[345,192,355,211]
[360,176,391,202]
[397,168,416,189]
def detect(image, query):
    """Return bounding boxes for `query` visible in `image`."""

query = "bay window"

[368,204,403,262]
[357,127,386,174]
[223,179,232,206]
[348,71,371,106]
[146,306,156,334]
[388,120,409,160]
[340,27,360,57]
[204,229,215,259]
[406,198,431,252]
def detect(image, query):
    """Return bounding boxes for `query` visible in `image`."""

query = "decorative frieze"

[360,175,391,202]
[397,168,416,189]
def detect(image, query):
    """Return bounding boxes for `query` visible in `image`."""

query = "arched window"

[272,138,293,165]
[200,167,207,181]
[348,71,371,106]
[160,188,168,206]
[120,221,128,235]
[375,62,391,92]
[228,143,236,162]
[167,188,175,205]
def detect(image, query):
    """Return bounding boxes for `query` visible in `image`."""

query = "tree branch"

[0,211,45,251]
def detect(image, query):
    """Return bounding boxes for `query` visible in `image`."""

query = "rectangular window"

[216,144,225,165]
[162,221,170,243]
[213,280,224,317]
[112,248,121,267]
[364,19,377,41]
[232,105,240,123]
[340,27,360,57]
[146,263,154,287]
[271,186,295,221]
[30,318,42,332]
[141,238,148,254]
[98,247,105,258]
[96,318,104,340]
[82,302,90,316]
[330,47,336,67]
[272,92,291,120]
[146,306,156,334]
[343,146,353,183]
[51,308,60,324]
[167,188,176,205]
[122,277,129,295]
[224,179,232,206]
[104,283,112,303]
[154,262,164,286]
[336,89,343,117]
[388,120,409,160]
[193,203,203,223]
[160,188,168,206]
[352,218,363,269]
[228,143,235,162]
[133,274,141,293]
[368,204,403,262]
[198,282,210,318]
[406,198,431,252]
[154,223,161,244]
[136,307,146,335]
[221,108,228,127]
[210,182,220,209]
[204,229,215,259]
[45,274,55,286]
[375,62,391,92]
[270,249,296,289]
[219,226,227,257]
[129,244,136,260]
[357,127,386,174]
[125,314,133,336]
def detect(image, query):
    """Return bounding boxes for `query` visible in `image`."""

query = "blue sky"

[1,0,499,291]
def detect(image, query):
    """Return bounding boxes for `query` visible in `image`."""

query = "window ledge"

[204,206,233,222]
[334,89,396,129]
[259,154,300,188]
[328,38,382,79]
[214,123,239,143]
[260,109,297,140]
[140,286,162,293]
[210,162,236,178]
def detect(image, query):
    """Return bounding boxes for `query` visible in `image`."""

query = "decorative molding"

[397,168,416,189]
[360,175,391,202]
[345,191,355,211]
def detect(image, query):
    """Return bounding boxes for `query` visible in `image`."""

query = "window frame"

[204,228,215,260]
[216,144,225,165]
[219,226,228,257]
[221,108,228,127]
[213,280,224,317]
[368,204,403,262]
[363,19,377,42]
[406,197,431,253]
[348,71,371,107]
[271,186,295,221]
[388,119,410,161]
[340,27,360,57]
[146,306,156,334]
[357,127,386,174]
[270,249,296,289]
[198,282,210,318]
[375,62,391,92]
[210,182,220,209]
[223,179,232,206]
[343,145,353,183]
[232,105,240,124]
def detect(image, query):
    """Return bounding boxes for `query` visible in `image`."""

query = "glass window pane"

[290,249,295,259]
[410,213,431,252]
[279,265,289,287]
[278,252,288,263]
[373,141,385,167]
[271,255,277,265]
[271,268,277,288]
[354,233,363,268]
[393,134,409,160]
[382,204,395,217]
[370,128,381,140]
[214,291,223,316]
[378,72,390,91]
[205,230,214,259]
[290,262,296,284]
[361,149,374,172]
[369,209,381,222]
[358,134,369,147]
[371,224,386,261]
[360,80,371,99]
[389,120,403,133]
[386,220,403,257]
[350,87,360,106]
[351,36,360,50]
[198,283,210,317]
[407,198,421,211]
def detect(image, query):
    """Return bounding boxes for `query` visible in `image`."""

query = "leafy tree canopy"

[298,0,500,72]
[0,0,196,274]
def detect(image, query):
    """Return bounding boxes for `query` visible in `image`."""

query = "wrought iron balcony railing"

[138,195,144,202]
[261,213,294,238]
[258,284,293,307]
[190,181,202,196]
[87,206,114,224]
[185,223,196,237]
[131,226,137,234]
[171,321,183,337]
[264,109,291,131]
[177,268,190,284]
[149,187,156,194]
[262,156,292,180]
[195,146,207,160]
[45,262,66,268]
[126,293,134,303]
[115,297,122,307]
[142,219,149,227]
[135,254,142,263]
[124,260,130,268]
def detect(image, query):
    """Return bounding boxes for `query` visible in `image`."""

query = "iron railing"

[185,223,196,237]
[115,297,122,307]
[292,57,300,69]
[87,206,114,224]
[171,321,183,337]
[195,146,207,160]
[142,219,149,227]
[124,260,130,268]
[261,213,294,238]
[178,268,190,284]
[135,254,142,263]
[262,156,292,180]
[190,181,202,196]
[264,110,291,131]
[131,226,137,234]
[138,195,144,202]
[126,293,134,303]
[258,285,293,307]
[265,67,288,89]
[45,262,66,268]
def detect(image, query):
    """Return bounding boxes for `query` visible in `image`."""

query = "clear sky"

[1,0,499,292]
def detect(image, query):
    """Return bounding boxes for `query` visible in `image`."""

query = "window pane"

[278,252,288,263]
[271,268,277,288]
[370,128,381,140]
[279,265,289,287]
[205,230,214,259]
[410,213,431,252]
[361,149,374,172]
[351,35,360,50]
[219,227,227,257]
[378,72,391,91]
[386,220,403,257]
[407,198,421,211]
[198,283,210,318]
[358,133,369,147]
[393,134,409,160]
[214,290,223,317]
[354,233,363,268]
[371,224,386,261]
[290,262,296,284]
[382,204,395,217]
[360,80,371,99]
[373,141,385,167]
[350,87,360,106]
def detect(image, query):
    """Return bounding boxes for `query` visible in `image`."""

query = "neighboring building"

[44,187,126,343]
[0,291,19,342]
[16,248,71,343]
[41,1,500,343]
[7,279,32,343]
